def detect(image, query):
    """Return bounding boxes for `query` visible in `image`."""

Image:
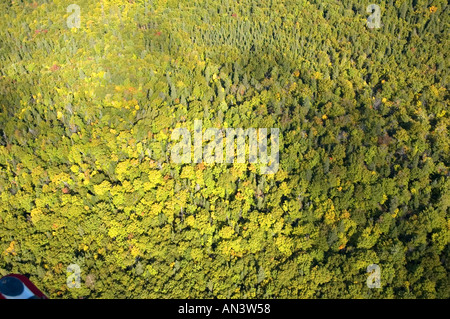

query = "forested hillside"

[0,0,448,298]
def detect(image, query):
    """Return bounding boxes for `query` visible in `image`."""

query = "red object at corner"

[0,274,48,299]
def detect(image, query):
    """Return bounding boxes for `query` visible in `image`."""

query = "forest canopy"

[0,0,448,298]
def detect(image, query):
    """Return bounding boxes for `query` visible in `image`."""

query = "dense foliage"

[0,0,448,298]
